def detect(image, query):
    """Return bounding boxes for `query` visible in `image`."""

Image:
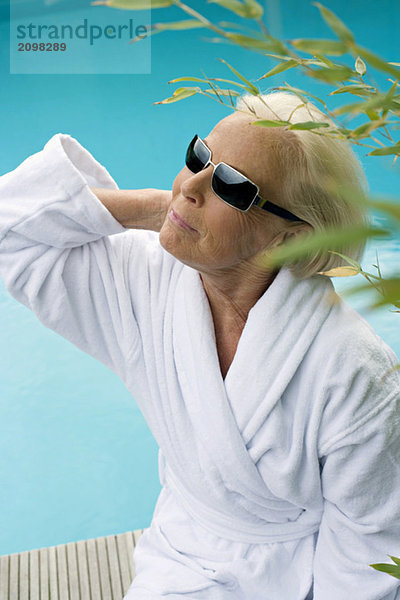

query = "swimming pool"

[0,0,399,556]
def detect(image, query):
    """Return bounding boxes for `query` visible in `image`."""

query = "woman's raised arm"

[90,187,170,232]
[0,133,173,383]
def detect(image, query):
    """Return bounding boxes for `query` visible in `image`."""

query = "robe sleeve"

[313,330,400,600]
[0,133,154,382]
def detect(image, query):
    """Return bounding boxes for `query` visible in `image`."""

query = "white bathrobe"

[1,134,400,600]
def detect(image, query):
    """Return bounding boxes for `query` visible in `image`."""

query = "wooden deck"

[0,529,144,600]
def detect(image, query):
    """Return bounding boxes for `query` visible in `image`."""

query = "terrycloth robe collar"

[160,264,336,543]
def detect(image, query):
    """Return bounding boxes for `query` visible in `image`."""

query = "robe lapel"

[167,264,335,539]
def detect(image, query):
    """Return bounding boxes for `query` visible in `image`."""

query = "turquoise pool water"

[0,0,399,556]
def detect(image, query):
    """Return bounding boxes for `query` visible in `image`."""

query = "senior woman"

[1,91,400,600]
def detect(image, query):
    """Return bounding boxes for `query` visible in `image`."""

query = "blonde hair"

[235,91,370,279]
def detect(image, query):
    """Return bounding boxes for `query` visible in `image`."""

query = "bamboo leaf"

[370,563,400,580]
[207,0,262,19]
[351,279,400,309]
[168,76,249,90]
[349,119,387,139]
[291,38,347,55]
[153,86,200,104]
[334,93,400,116]
[225,32,289,54]
[326,251,361,270]
[355,56,367,75]
[92,0,173,7]
[390,557,400,566]
[318,266,359,277]
[313,2,355,43]
[218,58,259,94]
[308,65,355,83]
[353,44,400,79]
[258,59,299,80]
[367,198,400,221]
[262,225,388,268]
[314,53,336,68]
[252,119,291,127]
[288,121,331,130]
[243,0,264,19]
[368,143,400,156]
[329,84,374,96]
[205,88,240,96]
[152,19,205,31]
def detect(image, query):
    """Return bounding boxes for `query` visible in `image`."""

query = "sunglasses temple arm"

[254,195,307,223]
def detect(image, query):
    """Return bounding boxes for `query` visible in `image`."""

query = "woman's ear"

[272,223,313,248]
[252,223,313,269]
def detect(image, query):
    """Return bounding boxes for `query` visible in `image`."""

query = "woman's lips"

[168,209,197,232]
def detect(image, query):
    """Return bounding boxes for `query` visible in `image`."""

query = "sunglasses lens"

[213,163,257,211]
[185,136,210,173]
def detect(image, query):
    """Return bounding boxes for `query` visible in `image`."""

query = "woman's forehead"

[205,115,282,184]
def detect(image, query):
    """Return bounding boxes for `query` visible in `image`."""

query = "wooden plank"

[106,535,123,599]
[123,531,135,581]
[66,542,80,600]
[96,536,112,600]
[75,540,90,600]
[19,551,28,600]
[48,545,59,600]
[30,550,39,600]
[9,553,18,600]
[86,538,101,599]
[0,555,9,600]
[116,532,133,595]
[56,544,68,600]
[0,529,145,600]
[39,547,49,600]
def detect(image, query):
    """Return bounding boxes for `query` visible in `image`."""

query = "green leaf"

[314,53,336,68]
[390,556,400,566]
[349,119,387,139]
[243,0,264,19]
[218,58,259,94]
[368,143,400,156]
[153,86,200,104]
[262,225,388,268]
[308,65,355,83]
[207,0,252,18]
[258,59,299,80]
[353,279,400,310]
[92,0,173,8]
[152,19,205,31]
[205,88,240,96]
[168,76,250,90]
[329,84,374,96]
[251,119,291,127]
[313,2,355,43]
[355,56,367,75]
[334,93,400,116]
[327,251,361,270]
[207,0,263,19]
[353,44,400,79]
[291,38,347,55]
[318,265,359,277]
[225,32,289,54]
[288,121,330,130]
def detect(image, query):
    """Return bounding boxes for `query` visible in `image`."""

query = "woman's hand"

[90,187,172,232]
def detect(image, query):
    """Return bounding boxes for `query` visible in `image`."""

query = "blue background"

[0,0,399,555]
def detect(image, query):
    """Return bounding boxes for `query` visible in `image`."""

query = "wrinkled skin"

[159,112,310,324]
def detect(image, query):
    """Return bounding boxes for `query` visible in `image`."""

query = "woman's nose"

[181,167,211,206]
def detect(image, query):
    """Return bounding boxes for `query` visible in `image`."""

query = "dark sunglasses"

[185,134,307,223]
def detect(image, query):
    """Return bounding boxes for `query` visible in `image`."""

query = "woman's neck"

[199,265,279,328]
